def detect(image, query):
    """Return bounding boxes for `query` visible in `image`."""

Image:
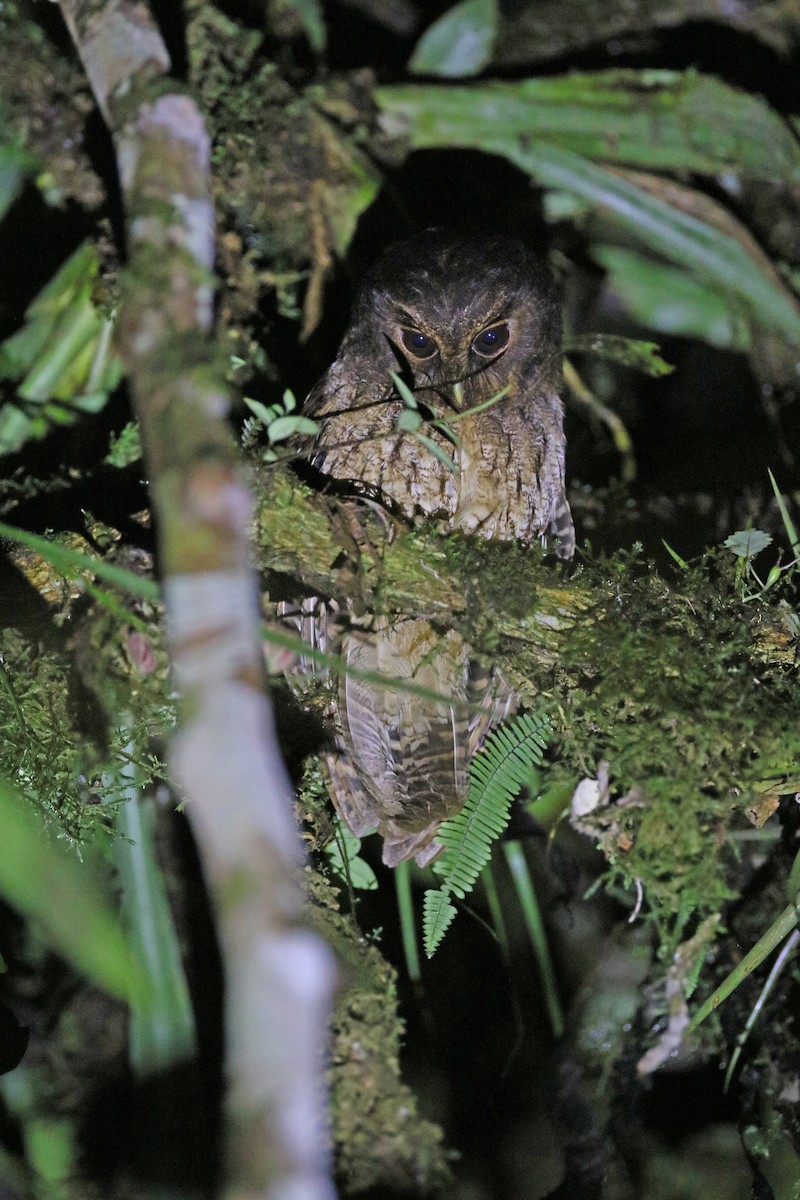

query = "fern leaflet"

[422,711,551,957]
[423,888,458,956]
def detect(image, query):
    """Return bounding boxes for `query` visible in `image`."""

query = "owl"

[296,229,573,866]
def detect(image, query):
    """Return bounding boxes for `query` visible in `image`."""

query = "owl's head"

[344,228,562,402]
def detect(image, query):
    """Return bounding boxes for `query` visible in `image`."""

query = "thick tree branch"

[58,3,336,1197]
[254,463,585,679]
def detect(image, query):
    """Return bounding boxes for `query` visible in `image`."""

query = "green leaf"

[447,382,510,423]
[423,713,551,957]
[325,819,378,891]
[415,432,458,472]
[767,467,800,561]
[389,370,418,409]
[434,712,550,897]
[105,421,142,468]
[689,901,799,1031]
[115,784,196,1073]
[524,780,575,831]
[396,409,422,432]
[0,777,143,1001]
[280,0,326,52]
[566,331,674,376]
[245,390,318,445]
[723,529,773,559]
[503,840,564,1037]
[243,397,278,426]
[378,70,800,182]
[422,888,458,956]
[267,414,320,443]
[376,82,800,346]
[408,0,497,79]
[590,247,750,350]
[496,143,800,346]
[662,539,689,570]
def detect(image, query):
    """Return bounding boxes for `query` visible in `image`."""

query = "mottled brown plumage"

[299,229,573,865]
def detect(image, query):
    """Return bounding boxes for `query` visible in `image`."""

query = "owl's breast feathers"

[305,363,574,555]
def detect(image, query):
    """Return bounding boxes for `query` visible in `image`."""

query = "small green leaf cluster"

[244,389,319,461]
[390,370,460,473]
[722,470,800,601]
[391,369,513,477]
[325,817,378,892]
[423,711,550,956]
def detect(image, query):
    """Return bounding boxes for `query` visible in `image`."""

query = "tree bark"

[57,3,337,1197]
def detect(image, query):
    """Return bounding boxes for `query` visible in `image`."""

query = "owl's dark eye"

[472,323,510,358]
[401,329,437,359]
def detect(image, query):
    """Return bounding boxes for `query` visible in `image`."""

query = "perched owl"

[296,229,573,865]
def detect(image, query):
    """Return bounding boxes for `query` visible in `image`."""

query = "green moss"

[0,2,106,211]
[0,559,172,847]
[0,628,92,842]
[551,549,799,955]
[185,3,380,275]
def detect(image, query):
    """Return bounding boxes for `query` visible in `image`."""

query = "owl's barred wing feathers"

[324,618,516,866]
[551,485,576,560]
[288,229,573,864]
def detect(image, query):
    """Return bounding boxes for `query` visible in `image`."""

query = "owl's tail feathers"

[550,488,576,560]
[384,830,443,868]
[323,748,444,867]
[322,747,381,838]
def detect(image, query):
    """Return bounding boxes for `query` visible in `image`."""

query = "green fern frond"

[434,712,550,898]
[422,711,551,957]
[423,888,458,956]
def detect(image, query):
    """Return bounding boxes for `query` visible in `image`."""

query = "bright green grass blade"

[689,901,800,1030]
[0,777,145,1002]
[503,840,564,1038]
[481,865,508,958]
[768,468,800,561]
[396,861,422,981]
[115,752,196,1074]
[723,928,799,1093]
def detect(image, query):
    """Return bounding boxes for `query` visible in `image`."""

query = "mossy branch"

[255,459,800,965]
[252,461,589,682]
